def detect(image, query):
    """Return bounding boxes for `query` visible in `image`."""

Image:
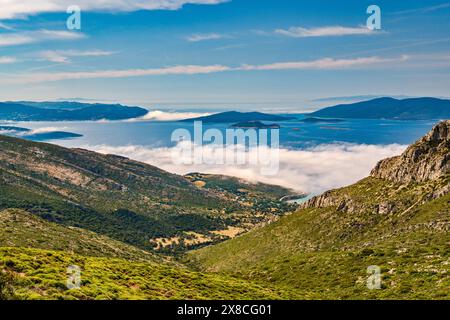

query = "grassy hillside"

[1,121,448,300]
[185,173,299,215]
[188,177,450,299]
[0,205,294,300]
[0,247,290,300]
[185,173,298,200]
[0,135,293,253]
[0,209,160,262]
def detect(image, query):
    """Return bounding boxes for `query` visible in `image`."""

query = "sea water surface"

[3,116,441,195]
[7,116,438,149]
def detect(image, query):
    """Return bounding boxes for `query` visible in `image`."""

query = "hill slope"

[0,207,292,300]
[0,246,290,300]
[0,209,160,262]
[181,111,295,123]
[0,135,292,253]
[310,97,450,120]
[188,121,450,299]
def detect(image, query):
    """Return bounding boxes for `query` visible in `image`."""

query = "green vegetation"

[185,172,297,201]
[0,208,291,300]
[188,177,450,299]
[0,247,288,300]
[0,270,15,300]
[0,209,160,262]
[1,122,448,300]
[185,173,299,217]
[0,135,291,253]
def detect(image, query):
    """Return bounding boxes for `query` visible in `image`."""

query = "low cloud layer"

[134,110,211,121]
[83,142,406,195]
[26,126,69,134]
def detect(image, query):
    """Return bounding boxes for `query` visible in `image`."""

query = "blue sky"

[1,0,450,111]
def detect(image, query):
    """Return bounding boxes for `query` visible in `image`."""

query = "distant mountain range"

[0,135,295,254]
[181,111,296,123]
[310,97,450,120]
[230,121,281,129]
[0,101,148,121]
[2,97,449,123]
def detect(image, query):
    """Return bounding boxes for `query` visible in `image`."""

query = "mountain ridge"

[371,120,450,184]
[180,111,295,123]
[310,97,450,120]
[0,134,293,253]
[0,101,148,121]
[303,120,450,212]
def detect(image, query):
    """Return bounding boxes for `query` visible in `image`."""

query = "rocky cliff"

[370,120,449,183]
[302,121,450,211]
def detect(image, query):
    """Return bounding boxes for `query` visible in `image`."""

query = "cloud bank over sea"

[83,142,406,195]
[133,110,211,122]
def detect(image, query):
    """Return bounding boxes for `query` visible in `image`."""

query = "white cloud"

[3,56,408,84]
[10,64,231,83]
[0,33,34,46]
[82,142,406,195]
[133,110,212,121]
[186,33,227,42]
[391,3,450,15]
[275,26,378,38]
[0,30,85,47]
[237,56,408,71]
[0,0,229,19]
[0,56,18,64]
[39,50,114,63]
[0,22,14,30]
[23,126,68,135]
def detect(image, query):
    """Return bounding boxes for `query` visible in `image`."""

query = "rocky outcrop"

[370,120,449,184]
[302,191,358,212]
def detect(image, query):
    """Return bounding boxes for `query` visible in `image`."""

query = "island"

[300,117,346,123]
[180,111,296,123]
[0,101,148,121]
[0,125,83,141]
[24,131,83,141]
[230,121,281,129]
[309,97,450,120]
[0,126,30,132]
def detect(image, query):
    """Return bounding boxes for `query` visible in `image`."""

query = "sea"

[6,116,438,149]
[1,114,441,197]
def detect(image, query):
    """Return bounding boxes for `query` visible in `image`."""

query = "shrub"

[0,271,15,300]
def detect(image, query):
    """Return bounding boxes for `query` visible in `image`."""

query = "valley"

[0,121,449,300]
